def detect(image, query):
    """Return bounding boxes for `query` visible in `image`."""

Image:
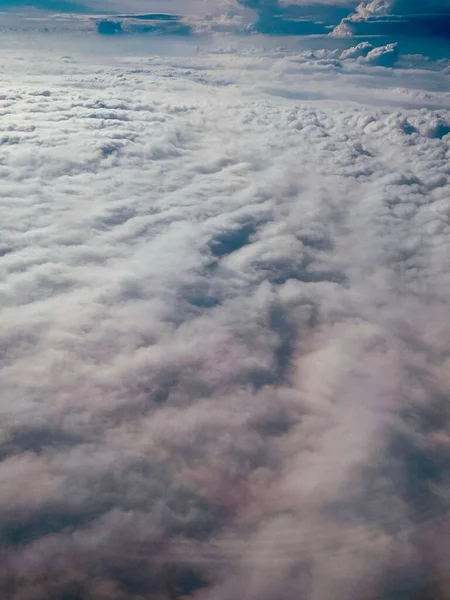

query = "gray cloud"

[0,35,449,600]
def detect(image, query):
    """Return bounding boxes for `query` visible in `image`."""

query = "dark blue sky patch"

[341,14,450,38]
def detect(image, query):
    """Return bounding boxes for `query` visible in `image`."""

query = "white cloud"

[332,0,450,36]
[0,35,449,600]
[2,0,450,39]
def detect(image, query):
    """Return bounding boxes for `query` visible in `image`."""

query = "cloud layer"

[0,36,449,600]
[1,0,450,38]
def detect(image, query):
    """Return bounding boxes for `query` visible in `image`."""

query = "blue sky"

[0,0,191,14]
[1,0,448,14]
[0,0,90,9]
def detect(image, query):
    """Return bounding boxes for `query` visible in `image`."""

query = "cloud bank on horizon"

[2,0,450,37]
[0,34,449,600]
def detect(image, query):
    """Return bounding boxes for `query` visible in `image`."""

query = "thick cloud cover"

[0,34,450,600]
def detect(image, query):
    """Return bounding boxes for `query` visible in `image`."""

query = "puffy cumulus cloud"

[365,0,450,15]
[332,0,450,36]
[345,0,450,18]
[0,35,450,600]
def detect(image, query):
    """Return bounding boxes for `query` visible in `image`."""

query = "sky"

[2,0,450,33]
[0,4,450,600]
